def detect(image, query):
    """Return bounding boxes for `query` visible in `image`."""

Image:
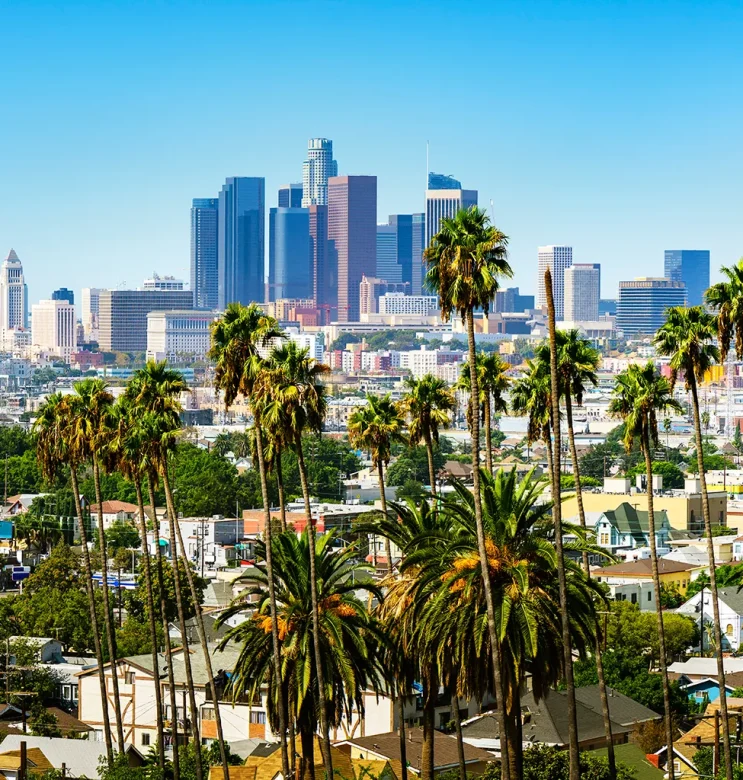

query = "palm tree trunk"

[424,430,437,497]
[70,467,114,765]
[451,694,466,780]
[643,432,675,780]
[147,475,180,780]
[276,446,287,532]
[397,686,408,780]
[165,468,231,780]
[421,673,436,780]
[565,391,616,779]
[92,456,125,749]
[545,426,554,488]
[465,308,511,780]
[133,478,165,771]
[544,268,580,780]
[377,461,394,569]
[690,375,733,780]
[254,423,291,779]
[161,472,204,780]
[287,683,297,780]
[295,434,334,779]
[300,722,315,780]
[484,395,493,475]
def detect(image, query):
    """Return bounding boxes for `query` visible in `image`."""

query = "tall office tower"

[31,299,77,361]
[269,207,311,302]
[616,278,687,336]
[411,213,425,294]
[81,288,103,337]
[664,250,710,306]
[218,177,265,308]
[52,288,75,305]
[564,263,600,321]
[425,188,478,286]
[98,289,194,352]
[495,287,536,313]
[427,172,462,190]
[328,176,377,322]
[278,183,303,209]
[302,139,338,208]
[143,275,185,291]
[376,224,402,283]
[0,250,28,339]
[191,198,219,310]
[309,205,331,314]
[537,246,573,320]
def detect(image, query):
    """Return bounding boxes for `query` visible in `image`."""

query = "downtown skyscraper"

[664,249,710,306]
[328,176,377,322]
[191,198,219,310]
[302,138,338,207]
[218,177,265,308]
[537,246,573,320]
[0,249,28,339]
[269,206,311,302]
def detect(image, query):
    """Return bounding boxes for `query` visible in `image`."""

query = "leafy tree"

[482,745,635,780]
[127,558,207,624]
[686,562,743,599]
[171,443,238,517]
[329,332,362,351]
[116,615,162,657]
[560,474,601,490]
[660,582,684,609]
[387,445,448,487]
[105,519,141,551]
[29,703,62,737]
[0,426,35,457]
[396,478,427,502]
[627,460,685,489]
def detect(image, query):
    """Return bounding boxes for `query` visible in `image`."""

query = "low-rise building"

[146,309,215,363]
[676,586,743,652]
[592,559,696,609]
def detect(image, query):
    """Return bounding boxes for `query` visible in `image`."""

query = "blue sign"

[0,521,12,540]
[11,566,30,582]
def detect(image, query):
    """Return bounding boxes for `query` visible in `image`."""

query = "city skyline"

[3,1,740,305]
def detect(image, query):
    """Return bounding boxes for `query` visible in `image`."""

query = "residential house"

[89,500,140,530]
[592,503,673,556]
[155,516,243,567]
[336,728,493,777]
[592,559,696,610]
[7,637,62,664]
[676,587,743,652]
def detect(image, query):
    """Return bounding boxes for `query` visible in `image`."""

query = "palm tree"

[663,417,672,449]
[609,362,683,780]
[70,379,125,749]
[424,205,513,777]
[210,304,289,779]
[399,375,455,496]
[543,269,580,780]
[260,340,335,776]
[34,394,115,765]
[348,394,406,569]
[510,358,554,477]
[706,257,743,359]
[654,306,733,780]
[217,531,385,780]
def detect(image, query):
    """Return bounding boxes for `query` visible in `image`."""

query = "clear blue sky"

[2,0,742,306]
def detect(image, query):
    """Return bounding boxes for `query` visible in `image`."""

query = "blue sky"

[2,0,742,305]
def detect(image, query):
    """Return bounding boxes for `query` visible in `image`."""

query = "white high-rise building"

[564,263,600,322]
[425,189,479,253]
[537,246,573,320]
[31,299,77,361]
[302,138,338,208]
[81,287,103,338]
[378,293,439,316]
[142,275,185,291]
[0,250,28,342]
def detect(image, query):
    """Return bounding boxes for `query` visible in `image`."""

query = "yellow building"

[592,558,696,595]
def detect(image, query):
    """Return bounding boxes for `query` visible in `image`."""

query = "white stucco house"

[676,587,743,652]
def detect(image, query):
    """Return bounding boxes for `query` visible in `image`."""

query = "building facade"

[359,276,410,316]
[278,183,303,208]
[664,250,710,307]
[616,278,687,336]
[268,207,311,302]
[427,172,462,190]
[51,288,74,305]
[376,224,401,283]
[425,189,478,265]
[0,250,28,340]
[309,205,330,314]
[81,288,103,339]
[328,175,377,322]
[537,246,573,320]
[218,176,265,308]
[31,300,77,361]
[564,263,600,321]
[142,275,184,291]
[190,198,219,310]
[378,294,439,316]
[494,287,535,313]
[302,138,338,207]
[411,213,425,295]
[146,310,214,363]
[98,289,194,352]
[377,214,419,289]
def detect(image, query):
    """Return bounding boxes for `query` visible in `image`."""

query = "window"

[631,593,637,604]
[125,672,135,685]
[202,707,216,720]
[141,733,151,746]
[727,624,734,636]
[648,591,652,602]
[250,711,266,725]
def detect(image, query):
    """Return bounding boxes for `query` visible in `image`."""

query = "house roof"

[0,746,53,773]
[90,500,139,514]
[592,558,695,578]
[440,460,473,479]
[338,727,492,770]
[0,736,111,776]
[589,743,664,780]
[667,658,743,677]
[600,503,670,545]
[573,684,661,727]
[461,690,633,747]
[715,588,743,615]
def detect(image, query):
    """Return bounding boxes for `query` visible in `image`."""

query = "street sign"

[11,566,30,582]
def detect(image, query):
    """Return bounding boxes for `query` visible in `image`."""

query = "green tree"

[511,358,554,476]
[482,745,635,780]
[655,305,733,780]
[627,460,684,490]
[424,205,514,778]
[105,519,141,551]
[172,444,238,516]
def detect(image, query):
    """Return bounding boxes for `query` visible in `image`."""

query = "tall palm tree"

[706,257,743,359]
[70,379,125,749]
[609,362,683,780]
[654,307,732,780]
[399,375,455,496]
[424,204,513,777]
[348,394,406,568]
[261,340,335,776]
[544,269,580,780]
[210,304,289,779]
[34,394,115,765]
[510,358,554,478]
[218,531,385,780]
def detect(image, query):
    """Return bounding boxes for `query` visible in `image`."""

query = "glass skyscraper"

[191,198,219,310]
[269,207,312,302]
[218,178,265,308]
[616,278,687,336]
[278,183,303,208]
[664,250,710,306]
[427,172,462,190]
